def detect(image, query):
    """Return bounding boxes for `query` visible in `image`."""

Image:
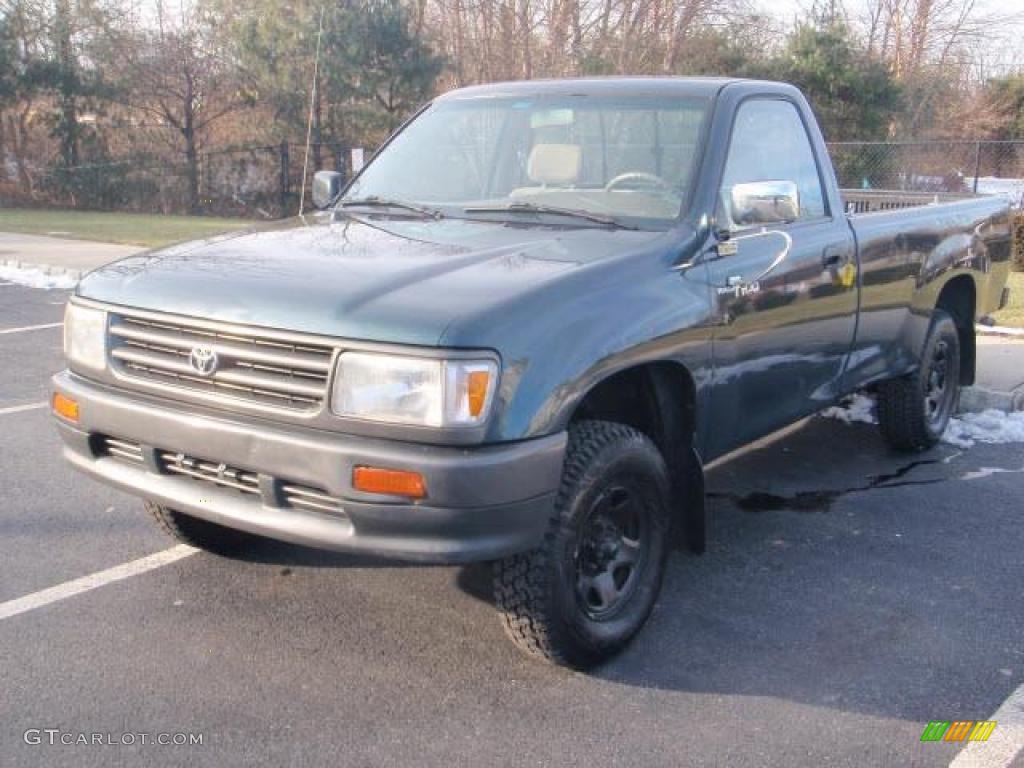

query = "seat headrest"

[527,144,582,185]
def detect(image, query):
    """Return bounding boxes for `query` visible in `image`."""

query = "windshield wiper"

[337,196,443,219]
[463,202,637,230]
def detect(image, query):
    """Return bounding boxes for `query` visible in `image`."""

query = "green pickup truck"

[53,77,1012,668]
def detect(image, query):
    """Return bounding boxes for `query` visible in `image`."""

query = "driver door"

[705,98,857,457]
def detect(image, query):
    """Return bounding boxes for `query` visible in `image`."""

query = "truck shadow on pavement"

[455,415,1022,720]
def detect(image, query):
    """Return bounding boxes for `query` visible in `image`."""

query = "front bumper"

[52,371,565,563]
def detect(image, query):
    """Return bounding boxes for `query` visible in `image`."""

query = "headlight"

[63,303,107,373]
[332,351,498,427]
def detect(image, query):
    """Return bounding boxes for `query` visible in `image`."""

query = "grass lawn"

[991,271,1024,329]
[0,208,249,248]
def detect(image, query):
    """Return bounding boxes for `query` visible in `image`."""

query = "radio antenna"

[298,6,326,216]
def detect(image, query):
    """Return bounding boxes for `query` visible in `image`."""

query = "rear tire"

[493,420,673,668]
[147,502,263,557]
[877,309,961,452]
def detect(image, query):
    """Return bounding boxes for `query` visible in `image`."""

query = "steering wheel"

[604,172,674,194]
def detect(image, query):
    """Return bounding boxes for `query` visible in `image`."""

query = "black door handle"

[822,248,844,268]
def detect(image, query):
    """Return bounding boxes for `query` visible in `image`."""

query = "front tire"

[147,502,264,557]
[493,421,673,668]
[877,309,961,452]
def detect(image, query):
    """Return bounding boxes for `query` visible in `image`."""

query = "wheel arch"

[568,360,706,553]
[934,274,977,386]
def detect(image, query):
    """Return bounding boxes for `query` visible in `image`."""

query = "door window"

[719,99,827,226]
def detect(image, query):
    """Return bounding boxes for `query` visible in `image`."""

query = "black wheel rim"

[925,338,955,429]
[573,481,650,620]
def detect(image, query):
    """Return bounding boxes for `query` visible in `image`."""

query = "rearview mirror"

[729,180,799,226]
[311,170,343,210]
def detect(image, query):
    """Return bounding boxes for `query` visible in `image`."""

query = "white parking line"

[0,545,197,621]
[0,401,48,416]
[950,683,1024,768]
[0,321,63,335]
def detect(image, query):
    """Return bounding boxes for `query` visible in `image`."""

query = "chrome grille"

[281,484,345,515]
[160,451,261,496]
[108,314,334,411]
[92,435,346,517]
[158,451,344,515]
[97,436,144,464]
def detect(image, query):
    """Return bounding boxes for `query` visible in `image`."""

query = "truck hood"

[77,215,668,346]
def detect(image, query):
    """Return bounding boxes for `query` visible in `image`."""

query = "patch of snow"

[0,264,78,290]
[969,176,1024,209]
[977,324,1024,337]
[941,409,1024,448]
[960,465,1024,481]
[822,394,1024,448]
[821,393,878,424]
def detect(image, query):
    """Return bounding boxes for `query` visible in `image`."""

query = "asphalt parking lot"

[1,280,1021,767]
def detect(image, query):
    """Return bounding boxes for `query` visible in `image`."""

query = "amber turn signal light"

[352,466,426,499]
[466,370,490,418]
[52,392,79,423]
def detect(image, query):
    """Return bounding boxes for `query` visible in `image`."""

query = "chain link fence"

[2,142,362,219]
[827,140,1024,208]
[196,142,357,218]
[829,140,1024,270]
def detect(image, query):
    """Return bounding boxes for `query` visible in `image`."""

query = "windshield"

[343,95,710,228]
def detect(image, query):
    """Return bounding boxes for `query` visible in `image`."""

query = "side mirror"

[729,180,800,226]
[311,170,343,210]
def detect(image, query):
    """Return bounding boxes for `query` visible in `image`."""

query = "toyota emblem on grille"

[189,346,219,376]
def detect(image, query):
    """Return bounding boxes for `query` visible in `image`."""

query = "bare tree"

[112,0,252,212]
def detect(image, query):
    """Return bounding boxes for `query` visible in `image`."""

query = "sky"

[756,0,1024,75]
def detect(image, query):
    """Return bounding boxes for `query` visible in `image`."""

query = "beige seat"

[527,144,582,186]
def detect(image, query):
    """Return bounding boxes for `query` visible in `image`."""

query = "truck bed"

[844,188,1023,271]
[841,188,976,214]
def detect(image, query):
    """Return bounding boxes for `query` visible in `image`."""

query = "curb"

[0,258,84,281]
[977,324,1024,338]
[958,385,1024,415]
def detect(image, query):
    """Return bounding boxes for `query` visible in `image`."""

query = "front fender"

[472,257,715,442]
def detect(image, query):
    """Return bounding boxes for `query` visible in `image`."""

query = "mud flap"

[681,445,706,554]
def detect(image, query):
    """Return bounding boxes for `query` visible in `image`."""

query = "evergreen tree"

[227,0,444,147]
[763,21,901,141]
[987,74,1024,140]
[341,0,445,133]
